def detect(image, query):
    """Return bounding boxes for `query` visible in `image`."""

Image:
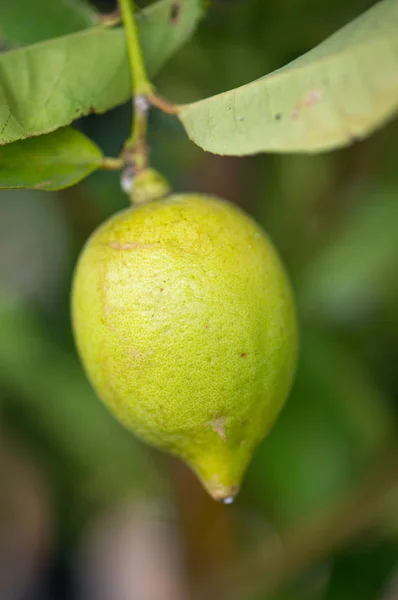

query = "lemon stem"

[118,0,152,100]
[118,0,152,151]
[118,0,173,203]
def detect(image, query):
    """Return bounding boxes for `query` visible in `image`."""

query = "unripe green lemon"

[72,194,297,502]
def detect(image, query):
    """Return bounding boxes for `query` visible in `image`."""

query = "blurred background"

[1,0,398,599]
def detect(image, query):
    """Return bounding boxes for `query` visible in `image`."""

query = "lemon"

[72,194,297,502]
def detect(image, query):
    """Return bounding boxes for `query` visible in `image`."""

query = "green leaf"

[178,0,398,155]
[0,127,103,190]
[0,0,99,46]
[0,0,203,145]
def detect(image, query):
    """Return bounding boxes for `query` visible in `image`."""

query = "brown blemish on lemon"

[210,416,227,441]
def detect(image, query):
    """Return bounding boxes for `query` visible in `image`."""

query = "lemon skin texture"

[72,194,298,502]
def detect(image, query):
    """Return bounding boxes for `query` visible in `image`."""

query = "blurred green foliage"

[0,1,397,599]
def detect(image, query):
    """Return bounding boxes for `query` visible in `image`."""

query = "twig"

[100,157,124,170]
[147,92,183,115]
